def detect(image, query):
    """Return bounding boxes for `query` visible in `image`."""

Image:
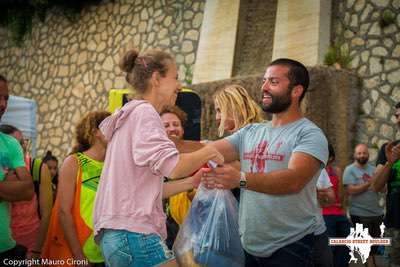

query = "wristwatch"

[239,171,247,188]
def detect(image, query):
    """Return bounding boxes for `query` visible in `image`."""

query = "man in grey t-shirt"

[206,59,329,267]
[343,143,384,265]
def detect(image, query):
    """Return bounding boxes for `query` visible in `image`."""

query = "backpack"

[176,88,202,141]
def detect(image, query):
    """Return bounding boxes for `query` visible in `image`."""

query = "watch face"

[240,180,247,188]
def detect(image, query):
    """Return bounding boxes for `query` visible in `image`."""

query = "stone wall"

[191,67,360,169]
[232,0,277,76]
[0,0,205,159]
[332,0,400,161]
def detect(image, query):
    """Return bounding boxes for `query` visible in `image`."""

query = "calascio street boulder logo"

[329,223,391,264]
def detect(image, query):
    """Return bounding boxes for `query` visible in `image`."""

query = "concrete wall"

[272,0,332,66]
[232,0,277,76]
[192,0,241,83]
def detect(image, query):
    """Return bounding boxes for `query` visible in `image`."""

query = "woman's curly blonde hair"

[70,110,111,154]
[213,84,264,137]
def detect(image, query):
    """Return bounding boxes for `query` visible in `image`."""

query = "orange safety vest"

[41,155,93,266]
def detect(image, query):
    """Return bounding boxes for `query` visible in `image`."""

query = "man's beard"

[262,89,292,114]
[356,157,369,165]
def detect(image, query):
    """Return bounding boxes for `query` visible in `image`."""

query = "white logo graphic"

[329,223,391,264]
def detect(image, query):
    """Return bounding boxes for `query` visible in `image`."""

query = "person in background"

[314,168,335,267]
[213,84,264,201]
[160,105,197,249]
[0,124,53,261]
[321,144,351,267]
[0,74,34,263]
[372,101,400,267]
[344,143,384,267]
[213,84,265,138]
[42,151,59,195]
[93,48,224,267]
[42,111,110,267]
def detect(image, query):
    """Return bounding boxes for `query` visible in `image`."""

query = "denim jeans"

[245,234,314,267]
[323,215,351,267]
[99,229,175,267]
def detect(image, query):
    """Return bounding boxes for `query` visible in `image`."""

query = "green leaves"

[379,10,395,28]
[0,0,103,46]
[324,42,353,69]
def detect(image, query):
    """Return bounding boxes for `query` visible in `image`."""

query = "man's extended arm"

[209,139,240,164]
[205,152,322,195]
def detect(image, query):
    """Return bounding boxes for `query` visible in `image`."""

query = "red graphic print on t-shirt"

[243,141,285,173]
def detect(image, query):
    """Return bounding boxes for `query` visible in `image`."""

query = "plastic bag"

[173,184,244,267]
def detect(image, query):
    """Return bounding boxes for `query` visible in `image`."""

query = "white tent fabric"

[1,95,37,156]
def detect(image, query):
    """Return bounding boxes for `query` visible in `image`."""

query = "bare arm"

[345,182,371,195]
[169,146,223,179]
[247,152,321,194]
[372,163,391,192]
[372,142,400,192]
[31,164,53,255]
[205,152,321,195]
[163,169,203,199]
[209,139,240,163]
[0,167,34,201]
[58,156,86,261]
[173,139,206,153]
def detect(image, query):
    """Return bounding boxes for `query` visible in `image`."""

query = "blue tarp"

[1,95,37,156]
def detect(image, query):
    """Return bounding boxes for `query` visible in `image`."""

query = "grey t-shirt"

[226,118,328,257]
[343,163,383,217]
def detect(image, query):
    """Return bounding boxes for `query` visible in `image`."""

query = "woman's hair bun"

[119,49,139,73]
[45,150,53,156]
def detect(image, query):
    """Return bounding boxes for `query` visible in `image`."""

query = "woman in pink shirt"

[93,48,224,267]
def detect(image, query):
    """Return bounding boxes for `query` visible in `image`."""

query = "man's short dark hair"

[0,75,7,83]
[269,58,309,102]
[395,102,400,109]
[0,124,19,135]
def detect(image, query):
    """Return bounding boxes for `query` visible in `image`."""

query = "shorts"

[99,229,175,267]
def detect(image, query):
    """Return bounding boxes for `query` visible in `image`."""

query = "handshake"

[172,138,241,190]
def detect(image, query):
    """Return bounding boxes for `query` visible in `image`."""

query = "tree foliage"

[0,0,103,45]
